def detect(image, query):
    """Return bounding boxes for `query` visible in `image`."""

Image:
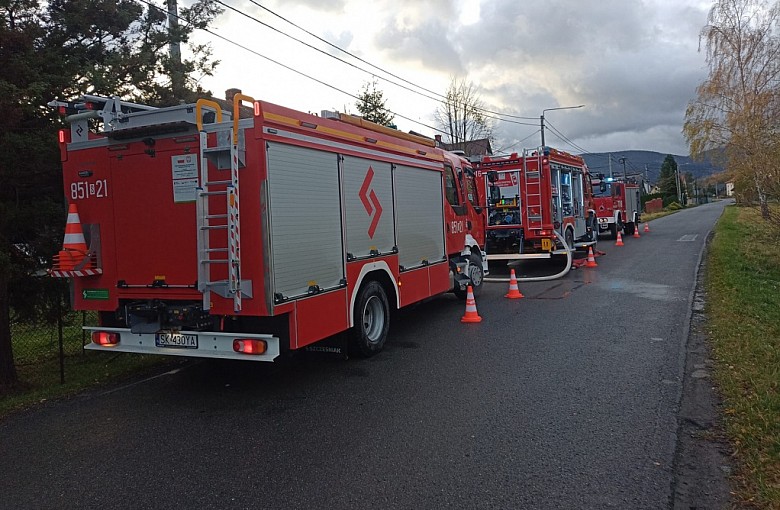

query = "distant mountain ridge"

[579,150,724,184]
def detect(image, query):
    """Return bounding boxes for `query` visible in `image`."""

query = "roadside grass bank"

[1,316,171,418]
[707,205,780,508]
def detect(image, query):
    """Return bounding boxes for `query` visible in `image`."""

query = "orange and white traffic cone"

[54,203,89,270]
[615,231,624,246]
[504,269,524,299]
[585,246,598,268]
[461,285,483,323]
[644,222,650,233]
[633,223,641,238]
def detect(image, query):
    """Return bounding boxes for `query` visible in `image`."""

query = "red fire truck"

[590,174,642,238]
[473,148,596,274]
[48,93,487,360]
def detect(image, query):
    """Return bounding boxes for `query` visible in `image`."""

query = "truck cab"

[591,174,642,238]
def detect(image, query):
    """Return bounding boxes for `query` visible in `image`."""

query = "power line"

[495,129,542,154]
[135,0,583,147]
[211,0,537,127]
[240,0,539,122]
[136,0,449,134]
[544,120,592,155]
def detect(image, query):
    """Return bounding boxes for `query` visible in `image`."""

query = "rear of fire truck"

[49,95,279,361]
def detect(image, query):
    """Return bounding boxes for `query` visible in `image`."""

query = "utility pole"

[608,153,613,179]
[167,0,183,100]
[619,157,627,180]
[540,105,584,148]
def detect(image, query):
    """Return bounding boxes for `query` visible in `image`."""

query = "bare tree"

[434,77,493,146]
[683,0,780,222]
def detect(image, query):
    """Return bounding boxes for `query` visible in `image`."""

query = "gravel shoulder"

[672,232,733,509]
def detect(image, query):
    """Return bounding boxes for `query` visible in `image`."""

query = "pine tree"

[657,154,679,203]
[0,0,222,389]
[355,80,395,127]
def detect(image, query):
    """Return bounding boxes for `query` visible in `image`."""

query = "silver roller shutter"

[393,165,446,270]
[342,156,394,259]
[266,142,344,299]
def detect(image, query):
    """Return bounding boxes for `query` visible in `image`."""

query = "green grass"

[707,205,780,508]
[1,313,171,417]
[0,352,172,416]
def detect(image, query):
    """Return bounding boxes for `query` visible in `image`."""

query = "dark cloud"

[210,0,712,155]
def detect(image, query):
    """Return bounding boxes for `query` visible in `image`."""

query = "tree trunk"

[0,270,18,389]
[755,174,770,220]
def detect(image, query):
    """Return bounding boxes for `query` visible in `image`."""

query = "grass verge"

[0,353,172,417]
[707,205,780,508]
[1,312,173,418]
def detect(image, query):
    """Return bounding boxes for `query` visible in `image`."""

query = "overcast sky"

[190,0,714,156]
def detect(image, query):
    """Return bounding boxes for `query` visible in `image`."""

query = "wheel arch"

[349,262,398,328]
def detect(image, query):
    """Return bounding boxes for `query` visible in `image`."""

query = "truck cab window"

[465,172,479,207]
[445,165,460,206]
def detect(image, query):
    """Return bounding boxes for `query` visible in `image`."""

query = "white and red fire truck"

[589,174,642,238]
[49,93,487,361]
[473,148,597,275]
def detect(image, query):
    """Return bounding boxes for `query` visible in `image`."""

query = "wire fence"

[11,308,97,387]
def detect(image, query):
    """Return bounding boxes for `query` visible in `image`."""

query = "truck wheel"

[564,228,575,251]
[454,253,484,299]
[608,224,618,239]
[350,281,390,357]
[625,222,635,235]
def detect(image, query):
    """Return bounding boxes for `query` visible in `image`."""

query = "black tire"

[454,252,484,299]
[625,222,635,235]
[564,228,575,251]
[349,281,390,357]
[608,223,618,240]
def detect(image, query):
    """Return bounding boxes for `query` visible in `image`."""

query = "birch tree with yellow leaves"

[684,0,780,224]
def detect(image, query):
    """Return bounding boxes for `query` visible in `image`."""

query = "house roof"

[440,138,493,157]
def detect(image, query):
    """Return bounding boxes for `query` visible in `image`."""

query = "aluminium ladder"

[195,96,254,313]
[523,148,543,229]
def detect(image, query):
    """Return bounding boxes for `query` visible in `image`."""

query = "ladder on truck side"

[523,149,543,230]
[195,95,254,313]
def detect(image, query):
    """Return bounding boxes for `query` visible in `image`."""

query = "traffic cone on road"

[585,246,598,268]
[633,224,641,238]
[615,231,624,246]
[461,285,483,323]
[644,222,650,233]
[54,203,89,270]
[504,269,524,299]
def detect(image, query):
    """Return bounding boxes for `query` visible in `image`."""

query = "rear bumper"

[84,327,280,362]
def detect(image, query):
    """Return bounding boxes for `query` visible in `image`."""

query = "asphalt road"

[0,200,730,510]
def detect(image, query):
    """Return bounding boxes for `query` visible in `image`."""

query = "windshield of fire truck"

[592,181,612,197]
[488,172,520,225]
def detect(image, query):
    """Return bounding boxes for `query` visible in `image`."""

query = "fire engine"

[48,93,487,361]
[589,174,642,238]
[473,148,597,277]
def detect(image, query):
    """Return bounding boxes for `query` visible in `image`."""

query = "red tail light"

[59,130,65,143]
[92,331,120,346]
[233,339,267,355]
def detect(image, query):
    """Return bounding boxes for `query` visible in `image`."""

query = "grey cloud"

[374,19,464,74]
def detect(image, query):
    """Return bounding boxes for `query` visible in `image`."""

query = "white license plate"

[155,331,198,349]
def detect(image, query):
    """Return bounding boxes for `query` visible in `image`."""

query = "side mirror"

[487,171,498,183]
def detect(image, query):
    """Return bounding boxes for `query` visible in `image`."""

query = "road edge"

[670,228,733,509]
